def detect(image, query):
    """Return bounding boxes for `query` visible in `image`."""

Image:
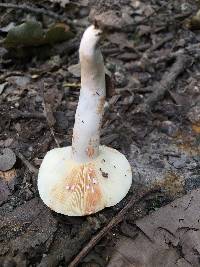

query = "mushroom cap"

[38,146,132,216]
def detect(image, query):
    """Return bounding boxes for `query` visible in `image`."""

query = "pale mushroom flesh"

[38,146,132,216]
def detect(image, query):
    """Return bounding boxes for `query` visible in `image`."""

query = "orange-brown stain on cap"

[50,162,103,215]
[86,146,95,158]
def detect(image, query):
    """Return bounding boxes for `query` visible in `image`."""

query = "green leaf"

[4,21,44,48]
[45,23,74,44]
[4,21,74,49]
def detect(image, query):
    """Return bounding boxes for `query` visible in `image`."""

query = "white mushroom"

[38,25,132,216]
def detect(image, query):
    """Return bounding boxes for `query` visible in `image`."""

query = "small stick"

[10,110,45,120]
[40,82,60,148]
[148,35,173,53]
[132,54,192,114]
[68,187,157,267]
[16,151,38,175]
[0,3,61,20]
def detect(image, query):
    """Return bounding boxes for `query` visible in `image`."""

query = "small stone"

[0,148,16,171]
[35,95,43,103]
[14,102,19,108]
[7,75,30,87]
[160,121,179,137]
[187,106,200,124]
[114,71,127,87]
[28,146,33,152]
[168,155,186,169]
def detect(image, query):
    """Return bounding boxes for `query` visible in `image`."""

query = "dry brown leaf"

[108,189,200,267]
[0,198,57,255]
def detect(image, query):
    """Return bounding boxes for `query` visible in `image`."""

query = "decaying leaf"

[4,21,74,48]
[4,21,44,48]
[42,85,63,128]
[108,188,200,267]
[45,23,74,44]
[89,10,132,31]
[0,168,18,191]
[188,10,200,30]
[0,198,57,255]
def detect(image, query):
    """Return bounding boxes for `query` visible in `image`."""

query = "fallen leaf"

[188,10,200,30]
[89,9,133,31]
[0,198,57,255]
[106,32,135,49]
[0,168,18,191]
[108,189,200,267]
[4,21,44,48]
[4,21,73,48]
[45,23,74,44]
[6,75,30,87]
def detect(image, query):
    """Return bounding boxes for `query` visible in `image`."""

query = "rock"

[168,155,186,169]
[187,105,200,124]
[0,148,16,171]
[160,120,179,137]
[114,71,127,87]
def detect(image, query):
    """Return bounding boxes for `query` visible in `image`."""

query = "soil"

[0,0,200,266]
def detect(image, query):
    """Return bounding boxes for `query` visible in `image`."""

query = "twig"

[151,43,200,64]
[10,110,45,120]
[40,82,60,148]
[0,71,27,82]
[16,151,38,175]
[132,54,192,114]
[68,187,158,267]
[148,35,173,53]
[0,3,61,20]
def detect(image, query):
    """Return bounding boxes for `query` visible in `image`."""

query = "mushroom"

[38,25,132,216]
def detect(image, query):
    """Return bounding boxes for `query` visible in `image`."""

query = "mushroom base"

[38,146,132,216]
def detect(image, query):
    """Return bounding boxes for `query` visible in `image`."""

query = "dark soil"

[0,0,200,266]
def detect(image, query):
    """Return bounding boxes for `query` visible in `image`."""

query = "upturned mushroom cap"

[38,146,132,216]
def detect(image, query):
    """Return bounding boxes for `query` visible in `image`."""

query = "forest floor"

[0,0,200,266]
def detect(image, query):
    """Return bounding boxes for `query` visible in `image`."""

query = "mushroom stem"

[72,26,106,162]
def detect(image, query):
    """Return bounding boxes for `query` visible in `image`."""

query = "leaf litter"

[0,0,200,266]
